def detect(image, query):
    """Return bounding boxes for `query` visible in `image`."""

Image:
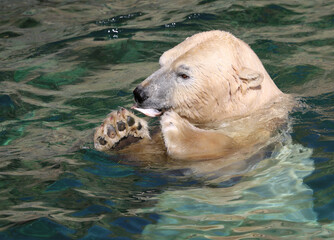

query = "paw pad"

[97,136,107,146]
[117,121,126,131]
[94,108,150,151]
[127,116,135,126]
[107,125,116,138]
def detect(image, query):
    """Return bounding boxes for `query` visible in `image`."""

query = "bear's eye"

[179,73,189,79]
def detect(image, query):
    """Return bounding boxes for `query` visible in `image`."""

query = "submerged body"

[94,30,293,172]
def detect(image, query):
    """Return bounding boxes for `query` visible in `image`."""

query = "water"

[0,0,334,239]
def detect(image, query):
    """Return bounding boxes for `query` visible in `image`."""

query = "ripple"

[218,4,303,27]
[309,14,334,29]
[0,93,39,122]
[15,17,40,28]
[75,39,173,66]
[95,12,144,26]
[275,65,325,92]
[0,31,22,38]
[27,66,87,90]
[0,217,75,239]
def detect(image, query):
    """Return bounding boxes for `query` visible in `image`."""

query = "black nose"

[133,85,148,104]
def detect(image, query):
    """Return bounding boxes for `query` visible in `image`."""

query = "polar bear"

[94,30,292,165]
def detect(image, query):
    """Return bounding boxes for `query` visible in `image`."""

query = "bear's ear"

[234,66,264,94]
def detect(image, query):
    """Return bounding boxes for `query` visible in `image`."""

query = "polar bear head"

[133,30,283,125]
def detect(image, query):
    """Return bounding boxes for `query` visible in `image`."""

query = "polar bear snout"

[133,85,148,104]
[132,78,174,115]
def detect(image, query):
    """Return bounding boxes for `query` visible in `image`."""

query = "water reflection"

[140,142,319,238]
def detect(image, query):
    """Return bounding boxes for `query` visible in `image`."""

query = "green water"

[0,0,334,239]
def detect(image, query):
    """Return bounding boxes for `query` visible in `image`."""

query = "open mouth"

[131,106,168,117]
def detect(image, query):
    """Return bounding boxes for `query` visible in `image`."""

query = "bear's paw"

[94,108,150,151]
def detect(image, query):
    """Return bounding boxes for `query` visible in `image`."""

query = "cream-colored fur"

[161,30,283,125]
[96,30,292,167]
[156,31,289,160]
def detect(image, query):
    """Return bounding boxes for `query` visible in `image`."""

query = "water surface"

[0,0,334,239]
